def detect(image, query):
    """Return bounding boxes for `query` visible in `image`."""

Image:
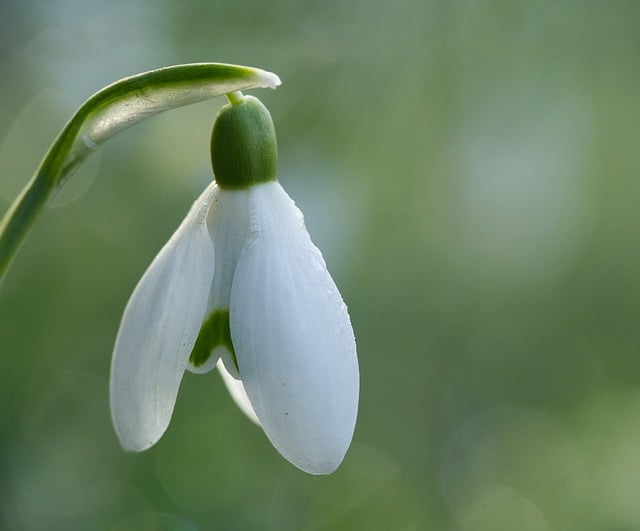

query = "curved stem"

[0,63,280,284]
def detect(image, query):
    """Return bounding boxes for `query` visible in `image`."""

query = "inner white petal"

[186,188,250,376]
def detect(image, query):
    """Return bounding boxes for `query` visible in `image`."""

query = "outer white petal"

[230,181,359,475]
[110,182,218,451]
[217,359,260,425]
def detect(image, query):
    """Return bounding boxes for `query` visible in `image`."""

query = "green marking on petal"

[189,309,238,371]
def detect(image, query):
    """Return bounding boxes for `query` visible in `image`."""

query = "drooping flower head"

[110,93,359,474]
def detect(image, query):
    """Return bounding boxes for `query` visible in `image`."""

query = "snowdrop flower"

[110,93,359,474]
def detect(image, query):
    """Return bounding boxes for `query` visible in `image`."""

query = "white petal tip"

[272,416,356,475]
[294,456,346,476]
[110,383,175,453]
[111,416,165,453]
[119,438,154,453]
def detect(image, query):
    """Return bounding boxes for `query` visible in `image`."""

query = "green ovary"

[210,95,278,189]
[189,309,238,371]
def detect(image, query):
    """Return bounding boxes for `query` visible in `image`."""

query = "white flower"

[109,95,359,475]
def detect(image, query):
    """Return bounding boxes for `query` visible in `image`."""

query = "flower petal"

[110,182,217,451]
[229,182,359,474]
[217,359,260,425]
[186,188,251,376]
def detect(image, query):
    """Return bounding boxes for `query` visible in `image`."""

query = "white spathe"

[110,180,359,475]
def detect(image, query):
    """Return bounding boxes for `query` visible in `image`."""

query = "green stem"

[0,63,280,284]
[225,90,245,105]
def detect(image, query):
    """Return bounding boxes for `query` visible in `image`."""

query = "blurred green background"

[1,1,640,530]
